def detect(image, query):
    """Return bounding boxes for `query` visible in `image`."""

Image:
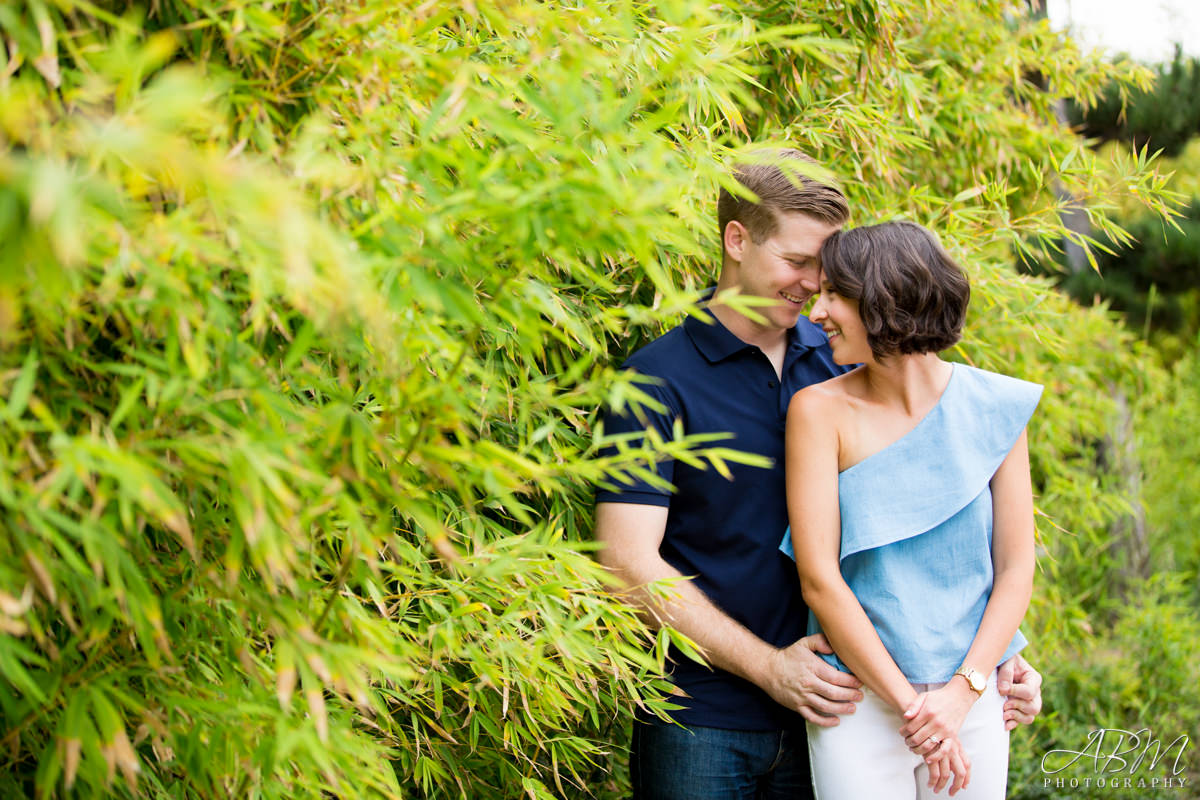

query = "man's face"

[723,211,843,335]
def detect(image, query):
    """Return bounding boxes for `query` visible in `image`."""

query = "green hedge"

[0,1,1193,798]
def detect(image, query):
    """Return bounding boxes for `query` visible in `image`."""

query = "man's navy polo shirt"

[597,306,848,730]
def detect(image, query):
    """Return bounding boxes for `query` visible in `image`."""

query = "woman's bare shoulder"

[791,369,862,405]
[787,370,863,427]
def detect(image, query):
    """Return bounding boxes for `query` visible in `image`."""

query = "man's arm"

[594,500,861,726]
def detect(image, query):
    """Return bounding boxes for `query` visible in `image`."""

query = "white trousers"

[807,671,1010,800]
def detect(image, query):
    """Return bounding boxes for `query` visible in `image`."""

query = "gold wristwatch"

[953,665,987,697]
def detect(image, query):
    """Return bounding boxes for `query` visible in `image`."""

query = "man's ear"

[723,220,749,263]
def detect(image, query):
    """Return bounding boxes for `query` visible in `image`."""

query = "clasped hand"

[899,684,977,795]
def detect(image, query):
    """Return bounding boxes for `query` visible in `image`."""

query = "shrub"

[1048,198,1200,345]
[1008,575,1200,799]
[1067,46,1200,159]
[0,1,1187,798]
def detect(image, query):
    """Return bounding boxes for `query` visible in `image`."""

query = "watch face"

[958,668,985,693]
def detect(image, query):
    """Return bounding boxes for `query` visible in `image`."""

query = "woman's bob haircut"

[819,221,970,359]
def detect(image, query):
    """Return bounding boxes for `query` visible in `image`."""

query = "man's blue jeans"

[630,718,813,799]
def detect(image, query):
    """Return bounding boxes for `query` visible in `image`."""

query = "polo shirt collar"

[684,290,829,363]
[792,316,831,349]
[684,309,752,363]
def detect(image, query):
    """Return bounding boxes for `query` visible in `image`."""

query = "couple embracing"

[596,150,1043,799]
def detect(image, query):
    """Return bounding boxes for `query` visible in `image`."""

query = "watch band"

[954,665,987,696]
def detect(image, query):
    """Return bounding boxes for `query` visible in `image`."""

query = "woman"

[781,221,1040,798]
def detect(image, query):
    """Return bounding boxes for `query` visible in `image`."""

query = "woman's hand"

[925,735,971,795]
[899,682,977,761]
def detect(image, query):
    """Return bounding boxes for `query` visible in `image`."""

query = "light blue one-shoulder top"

[780,363,1043,682]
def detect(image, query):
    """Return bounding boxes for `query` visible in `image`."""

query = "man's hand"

[997,654,1042,730]
[758,634,862,726]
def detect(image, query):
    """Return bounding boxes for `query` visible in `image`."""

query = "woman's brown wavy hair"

[818,221,970,359]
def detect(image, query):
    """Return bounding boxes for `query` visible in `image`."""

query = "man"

[594,150,1043,798]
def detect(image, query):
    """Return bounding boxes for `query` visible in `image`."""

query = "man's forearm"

[606,555,777,687]
[592,500,840,707]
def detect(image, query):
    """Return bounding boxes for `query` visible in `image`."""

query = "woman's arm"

[963,427,1036,679]
[901,428,1036,748]
[785,388,918,714]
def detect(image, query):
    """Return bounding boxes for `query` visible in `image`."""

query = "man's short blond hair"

[717,150,849,244]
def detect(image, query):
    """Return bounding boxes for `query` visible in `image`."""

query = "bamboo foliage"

[0,1,1185,798]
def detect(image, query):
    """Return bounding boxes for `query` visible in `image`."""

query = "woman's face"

[809,271,870,364]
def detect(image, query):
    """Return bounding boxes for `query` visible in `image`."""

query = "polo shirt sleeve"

[594,373,679,508]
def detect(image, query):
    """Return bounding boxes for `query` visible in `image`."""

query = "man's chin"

[777,307,805,328]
